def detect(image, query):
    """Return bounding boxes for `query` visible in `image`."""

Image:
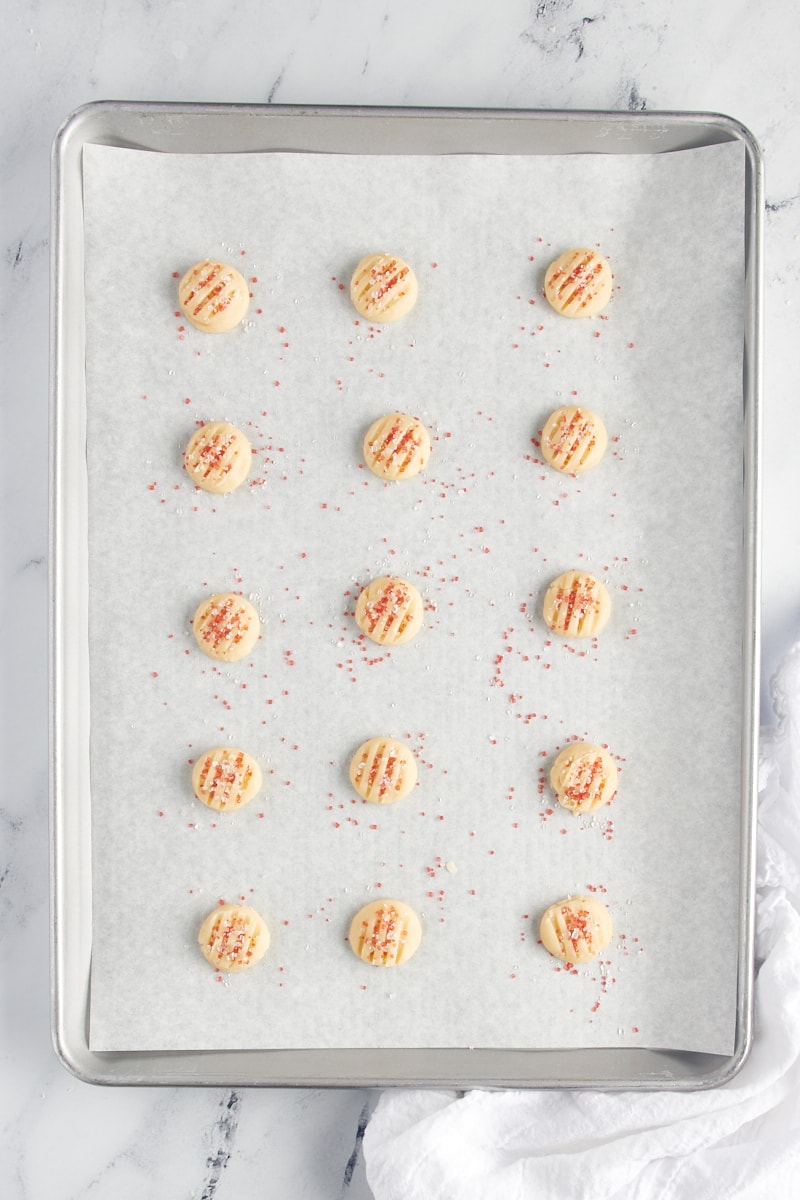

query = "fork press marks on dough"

[192,592,261,661]
[363,412,431,480]
[544,248,613,318]
[178,259,250,332]
[540,405,608,474]
[184,421,253,493]
[192,746,262,811]
[198,903,270,972]
[539,895,613,965]
[350,253,418,322]
[349,737,418,804]
[348,899,422,966]
[354,576,424,645]
[550,742,618,814]
[542,570,611,639]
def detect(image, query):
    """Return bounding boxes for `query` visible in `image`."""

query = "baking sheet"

[82,140,745,1055]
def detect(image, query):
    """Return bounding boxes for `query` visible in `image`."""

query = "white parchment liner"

[82,142,745,1053]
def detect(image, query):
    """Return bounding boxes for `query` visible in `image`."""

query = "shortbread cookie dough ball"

[550,742,618,814]
[544,248,612,318]
[349,737,418,804]
[192,592,260,661]
[541,406,607,475]
[363,412,431,480]
[178,259,250,332]
[354,576,423,645]
[348,899,422,966]
[198,903,270,972]
[184,422,252,493]
[543,570,610,639]
[350,253,418,322]
[192,746,262,812]
[539,895,612,965]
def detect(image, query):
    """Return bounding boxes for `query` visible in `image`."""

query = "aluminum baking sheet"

[50,104,762,1088]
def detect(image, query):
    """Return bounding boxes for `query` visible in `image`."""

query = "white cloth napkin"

[363,645,800,1199]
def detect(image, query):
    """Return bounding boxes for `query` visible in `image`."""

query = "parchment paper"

[83,140,746,1053]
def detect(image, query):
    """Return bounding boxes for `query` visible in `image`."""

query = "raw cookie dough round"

[192,592,260,661]
[539,895,613,965]
[184,421,252,493]
[543,570,611,639]
[192,746,262,812]
[198,903,270,972]
[350,253,418,322]
[354,576,423,645]
[550,742,618,814]
[348,899,422,966]
[349,737,418,805]
[544,248,612,318]
[363,412,431,480]
[541,406,607,475]
[178,259,250,333]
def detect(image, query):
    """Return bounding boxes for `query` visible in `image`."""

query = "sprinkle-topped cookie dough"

[544,248,612,318]
[184,421,252,493]
[348,899,422,966]
[349,736,418,804]
[550,742,618,814]
[192,746,262,812]
[354,576,423,645]
[198,903,270,972]
[363,412,431,480]
[539,895,612,965]
[350,253,418,322]
[543,570,611,638]
[541,406,607,475]
[178,259,250,333]
[192,592,260,661]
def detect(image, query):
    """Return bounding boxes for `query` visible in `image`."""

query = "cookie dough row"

[191,738,617,815]
[190,567,611,668]
[184,402,607,498]
[198,892,613,975]
[178,248,613,335]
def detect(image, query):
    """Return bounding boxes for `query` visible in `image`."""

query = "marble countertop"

[2,1,798,1196]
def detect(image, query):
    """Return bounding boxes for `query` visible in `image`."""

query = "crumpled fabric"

[364,645,800,1200]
